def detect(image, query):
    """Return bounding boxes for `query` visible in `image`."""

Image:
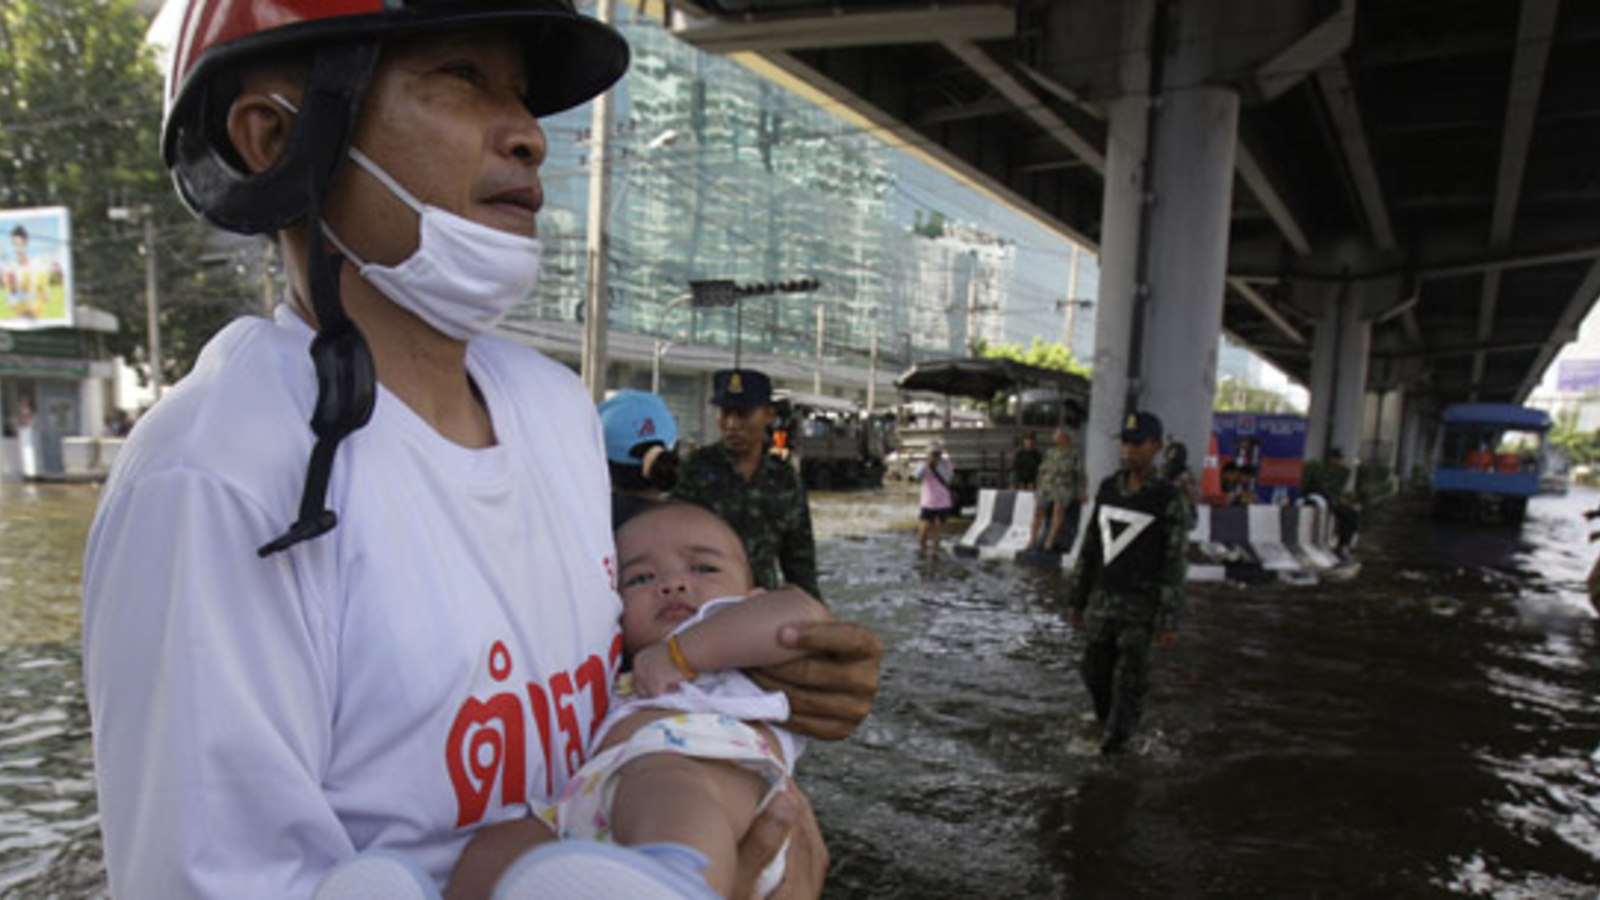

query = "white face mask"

[271,94,542,341]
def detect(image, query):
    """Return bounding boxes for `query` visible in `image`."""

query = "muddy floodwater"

[3,482,1600,898]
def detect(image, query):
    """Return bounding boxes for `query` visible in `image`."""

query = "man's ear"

[226,92,296,175]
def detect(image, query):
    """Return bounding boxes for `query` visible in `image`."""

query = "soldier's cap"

[1119,410,1164,444]
[599,389,678,465]
[711,368,773,410]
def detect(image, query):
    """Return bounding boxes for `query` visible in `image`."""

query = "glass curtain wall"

[510,3,1096,379]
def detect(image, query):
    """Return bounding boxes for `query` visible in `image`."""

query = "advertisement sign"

[0,207,74,330]
[1203,413,1307,504]
[1557,359,1600,394]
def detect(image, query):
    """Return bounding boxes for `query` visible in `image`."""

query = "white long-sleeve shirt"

[83,308,622,899]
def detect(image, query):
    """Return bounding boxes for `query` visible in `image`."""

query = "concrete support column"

[79,377,106,439]
[1304,285,1338,459]
[1304,285,1370,460]
[1085,0,1239,488]
[1085,94,1149,490]
[1397,401,1426,485]
[1138,86,1239,468]
[1363,387,1402,471]
[1331,295,1371,459]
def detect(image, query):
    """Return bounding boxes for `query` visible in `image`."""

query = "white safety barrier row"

[956,489,1348,583]
[1187,499,1346,583]
[955,489,1039,560]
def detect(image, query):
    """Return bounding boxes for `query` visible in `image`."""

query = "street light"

[651,293,694,394]
[690,277,819,370]
[650,278,822,393]
[108,204,161,400]
[581,119,682,403]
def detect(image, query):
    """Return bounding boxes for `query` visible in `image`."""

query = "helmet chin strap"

[257,173,377,557]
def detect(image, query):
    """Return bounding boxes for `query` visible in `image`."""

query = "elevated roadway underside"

[668,0,1600,407]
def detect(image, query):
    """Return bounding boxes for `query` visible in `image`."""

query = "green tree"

[1213,376,1301,414]
[981,336,1091,376]
[1549,407,1600,466]
[0,0,254,390]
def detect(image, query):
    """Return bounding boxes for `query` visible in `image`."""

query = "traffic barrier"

[957,490,1346,583]
[1294,495,1342,569]
[1189,500,1346,582]
[955,489,1038,560]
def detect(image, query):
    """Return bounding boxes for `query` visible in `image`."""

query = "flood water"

[3,482,1600,897]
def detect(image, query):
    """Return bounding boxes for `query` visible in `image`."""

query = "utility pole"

[866,323,879,413]
[579,0,615,404]
[143,212,160,399]
[260,237,278,317]
[813,303,825,394]
[1065,244,1081,346]
[1058,244,1093,364]
[109,205,161,400]
[964,249,980,356]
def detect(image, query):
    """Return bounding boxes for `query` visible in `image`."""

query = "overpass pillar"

[1086,1,1240,488]
[1304,289,1371,462]
[1364,387,1403,472]
[1397,400,1427,486]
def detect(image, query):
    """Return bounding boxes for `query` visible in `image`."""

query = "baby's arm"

[634,588,829,696]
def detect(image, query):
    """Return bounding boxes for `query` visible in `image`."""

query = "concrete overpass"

[665,0,1600,483]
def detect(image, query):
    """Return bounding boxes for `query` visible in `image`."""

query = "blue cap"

[599,390,679,466]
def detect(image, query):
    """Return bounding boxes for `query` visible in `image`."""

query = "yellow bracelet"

[666,634,698,680]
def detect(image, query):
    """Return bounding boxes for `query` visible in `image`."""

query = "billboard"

[1557,359,1600,394]
[1202,413,1308,504]
[0,207,74,330]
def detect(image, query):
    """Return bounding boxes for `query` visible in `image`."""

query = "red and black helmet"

[163,0,629,234]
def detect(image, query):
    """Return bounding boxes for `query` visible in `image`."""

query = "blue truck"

[1432,403,1551,523]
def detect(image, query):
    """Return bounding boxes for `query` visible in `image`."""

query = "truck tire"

[814,465,834,491]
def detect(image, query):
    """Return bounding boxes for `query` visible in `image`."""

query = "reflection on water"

[809,487,1600,899]
[4,483,1600,897]
[0,485,105,899]
[0,485,97,649]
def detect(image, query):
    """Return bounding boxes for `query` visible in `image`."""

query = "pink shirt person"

[915,453,956,511]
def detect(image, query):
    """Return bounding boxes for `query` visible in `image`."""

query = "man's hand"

[730,783,828,900]
[1155,629,1177,649]
[443,817,556,900]
[749,620,882,741]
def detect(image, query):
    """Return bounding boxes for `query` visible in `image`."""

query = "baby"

[555,501,829,898]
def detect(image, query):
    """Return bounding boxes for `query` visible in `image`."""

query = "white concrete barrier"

[1188,500,1346,582]
[1294,495,1341,569]
[956,489,1038,560]
[99,437,125,473]
[1247,504,1300,572]
[62,437,98,476]
[961,489,1347,585]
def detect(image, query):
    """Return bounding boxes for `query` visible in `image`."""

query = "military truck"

[772,391,890,490]
[891,358,1090,508]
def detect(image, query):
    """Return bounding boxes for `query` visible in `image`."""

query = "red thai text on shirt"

[446,635,624,827]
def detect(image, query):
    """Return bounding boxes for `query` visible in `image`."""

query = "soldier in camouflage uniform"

[1028,427,1086,554]
[1068,411,1189,755]
[674,368,822,599]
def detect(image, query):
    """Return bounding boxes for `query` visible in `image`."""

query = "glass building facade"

[507,4,1100,402]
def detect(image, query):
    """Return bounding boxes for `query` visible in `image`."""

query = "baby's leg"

[609,751,769,898]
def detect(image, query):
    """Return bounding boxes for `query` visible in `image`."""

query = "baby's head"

[614,502,754,654]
